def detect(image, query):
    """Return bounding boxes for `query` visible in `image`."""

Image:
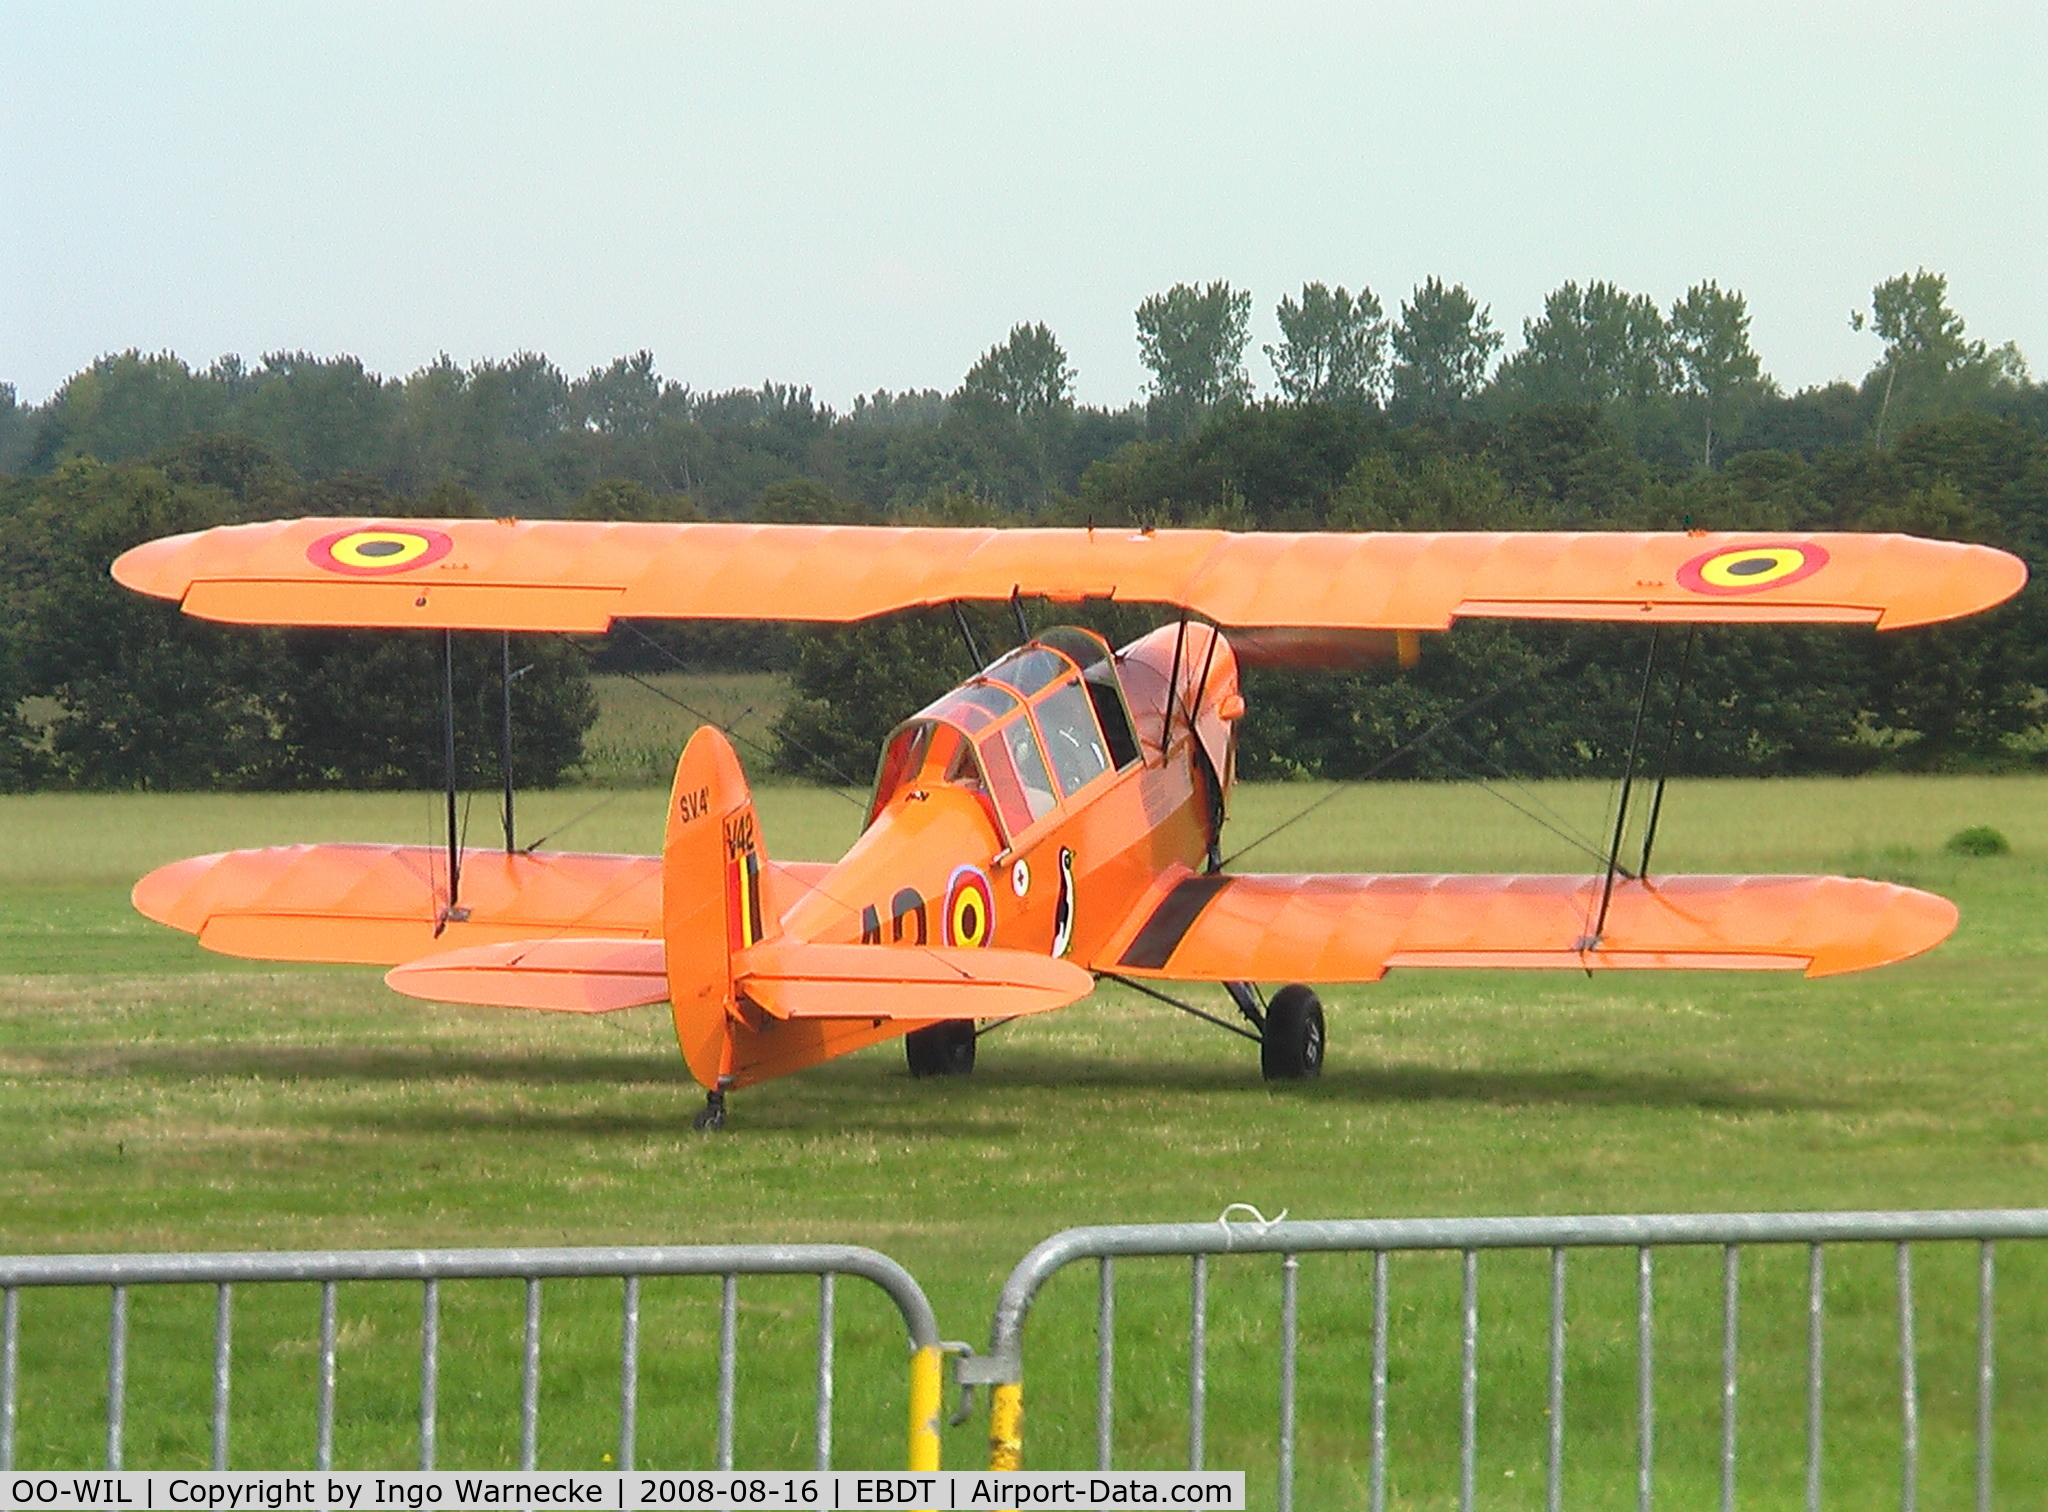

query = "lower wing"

[134,843,831,965]
[1096,871,1957,981]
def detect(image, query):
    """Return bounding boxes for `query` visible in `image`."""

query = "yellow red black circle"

[306,525,455,576]
[1676,541,1829,596]
[944,865,995,948]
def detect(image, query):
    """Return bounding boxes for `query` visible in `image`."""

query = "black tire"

[1260,984,1324,1081]
[905,1019,977,1078]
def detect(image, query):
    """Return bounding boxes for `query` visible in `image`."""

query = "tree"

[1388,278,1502,416]
[1135,281,1253,435]
[20,351,231,472]
[1265,283,1387,405]
[240,352,398,480]
[569,476,702,521]
[1853,269,2028,444]
[572,351,666,437]
[957,323,1076,424]
[2,456,597,790]
[1494,281,1671,410]
[1668,281,1772,468]
[772,612,966,783]
[947,323,1081,511]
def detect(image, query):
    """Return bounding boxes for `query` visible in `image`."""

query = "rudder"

[663,726,775,1088]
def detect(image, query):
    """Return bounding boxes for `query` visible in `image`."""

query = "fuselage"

[781,622,1241,971]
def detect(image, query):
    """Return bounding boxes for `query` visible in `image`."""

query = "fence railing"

[8,1211,2047,1496]
[0,1243,944,1475]
[961,1209,2048,1512]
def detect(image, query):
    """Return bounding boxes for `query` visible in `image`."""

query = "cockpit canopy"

[867,627,1143,841]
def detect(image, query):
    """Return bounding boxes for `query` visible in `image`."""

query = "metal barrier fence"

[962,1209,2048,1512]
[0,1244,945,1475]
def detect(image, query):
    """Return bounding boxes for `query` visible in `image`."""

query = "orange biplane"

[115,520,2025,1127]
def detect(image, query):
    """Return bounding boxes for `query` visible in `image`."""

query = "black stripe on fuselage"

[1117,874,1232,970]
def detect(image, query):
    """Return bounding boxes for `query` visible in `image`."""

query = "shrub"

[1945,825,2011,857]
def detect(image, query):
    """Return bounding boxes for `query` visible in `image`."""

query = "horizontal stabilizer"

[133,843,831,966]
[735,941,1096,1022]
[1099,871,1958,982]
[386,939,667,1013]
[114,520,2024,634]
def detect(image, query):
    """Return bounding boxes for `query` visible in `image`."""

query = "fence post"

[988,1382,1023,1471]
[908,1344,943,1471]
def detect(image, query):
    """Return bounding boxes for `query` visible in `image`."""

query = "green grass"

[3,776,2047,1502]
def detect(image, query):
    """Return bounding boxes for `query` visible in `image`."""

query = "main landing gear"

[905,1019,978,1078]
[1110,976,1325,1081]
[1258,983,1325,1081]
[1225,980,1323,1080]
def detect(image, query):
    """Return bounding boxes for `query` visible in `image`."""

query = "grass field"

[3,774,2047,1504]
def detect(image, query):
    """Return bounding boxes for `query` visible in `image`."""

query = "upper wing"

[134,842,831,966]
[113,520,2025,634]
[1093,870,1958,981]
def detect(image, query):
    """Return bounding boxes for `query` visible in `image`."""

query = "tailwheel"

[905,1019,978,1078]
[692,1089,728,1132]
[1260,984,1325,1082]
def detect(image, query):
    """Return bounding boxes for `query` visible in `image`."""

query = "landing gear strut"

[905,1019,978,1078]
[1102,974,1327,1082]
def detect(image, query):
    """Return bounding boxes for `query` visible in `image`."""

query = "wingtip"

[111,531,203,602]
[1876,541,2029,629]
[130,851,227,934]
[1805,883,1959,976]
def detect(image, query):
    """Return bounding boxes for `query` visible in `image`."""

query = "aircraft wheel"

[905,1019,977,1078]
[1260,984,1324,1082]
[692,1092,728,1132]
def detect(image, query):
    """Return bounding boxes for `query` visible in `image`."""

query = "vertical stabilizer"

[663,726,774,1088]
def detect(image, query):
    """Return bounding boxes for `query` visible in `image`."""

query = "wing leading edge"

[113,520,2025,634]
[1095,870,1958,981]
[132,843,831,966]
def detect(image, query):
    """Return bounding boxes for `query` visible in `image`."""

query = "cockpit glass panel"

[941,736,982,788]
[1032,628,1140,769]
[1032,626,1113,673]
[976,725,1034,836]
[1034,677,1113,796]
[920,682,1019,734]
[1001,715,1058,821]
[986,647,1071,698]
[868,721,932,823]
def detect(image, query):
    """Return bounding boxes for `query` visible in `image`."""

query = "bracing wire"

[1437,729,1618,872]
[1221,666,1543,868]
[597,622,872,801]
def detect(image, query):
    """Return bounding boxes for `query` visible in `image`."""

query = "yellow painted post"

[988,1381,1024,1471]
[907,1344,943,1471]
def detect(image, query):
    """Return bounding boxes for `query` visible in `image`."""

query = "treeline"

[0,270,2042,792]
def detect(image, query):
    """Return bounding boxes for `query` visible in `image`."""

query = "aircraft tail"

[663,725,775,1088]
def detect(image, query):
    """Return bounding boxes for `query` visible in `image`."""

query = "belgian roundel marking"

[306,525,455,576]
[1676,541,1829,597]
[944,865,995,949]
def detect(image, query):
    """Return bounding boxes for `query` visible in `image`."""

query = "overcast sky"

[3,2,2043,408]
